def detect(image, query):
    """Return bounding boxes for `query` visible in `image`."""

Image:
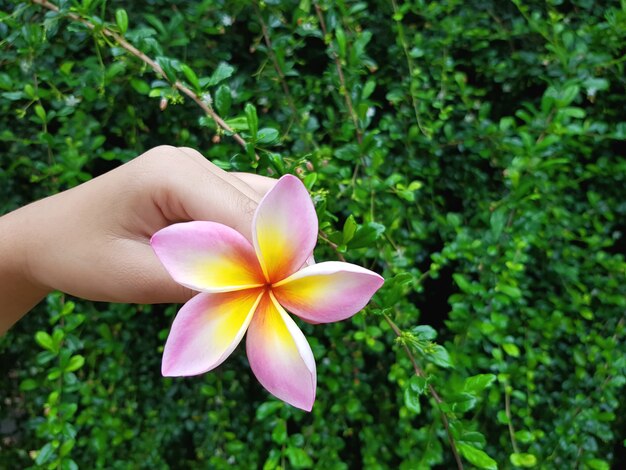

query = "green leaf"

[453,273,474,294]
[502,343,520,358]
[404,385,421,414]
[497,284,522,299]
[411,325,437,341]
[204,62,234,87]
[285,447,313,468]
[348,222,385,249]
[115,9,128,34]
[342,215,358,244]
[35,331,55,352]
[510,453,537,468]
[256,128,279,145]
[34,104,46,123]
[245,103,258,140]
[271,419,287,444]
[464,374,497,394]
[180,64,200,91]
[449,392,477,412]
[130,78,150,95]
[256,401,282,420]
[457,443,498,470]
[65,354,85,372]
[20,378,38,391]
[335,26,347,58]
[585,459,609,470]
[429,344,452,368]
[408,375,428,395]
[35,443,55,465]
[490,206,507,239]
[215,85,232,115]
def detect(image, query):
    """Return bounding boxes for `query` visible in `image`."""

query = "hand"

[0,146,276,333]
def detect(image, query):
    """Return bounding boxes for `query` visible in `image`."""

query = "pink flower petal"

[151,221,265,293]
[246,292,316,411]
[162,289,264,376]
[252,175,318,283]
[273,261,384,323]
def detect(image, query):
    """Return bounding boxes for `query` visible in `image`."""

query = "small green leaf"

[408,375,428,395]
[429,344,453,368]
[256,128,279,145]
[335,26,347,58]
[503,343,520,358]
[271,419,287,444]
[215,85,232,115]
[404,386,421,414]
[256,401,282,420]
[115,9,128,34]
[348,222,385,248]
[457,443,498,470]
[202,62,235,87]
[497,284,522,299]
[34,104,46,123]
[35,443,55,465]
[20,378,38,391]
[245,103,258,140]
[411,325,437,341]
[181,64,200,91]
[285,447,313,468]
[342,215,358,244]
[65,354,85,372]
[464,374,497,394]
[35,331,55,352]
[510,453,537,468]
[453,273,474,294]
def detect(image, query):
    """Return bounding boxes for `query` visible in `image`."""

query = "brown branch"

[314,2,362,145]
[31,0,248,149]
[318,231,346,262]
[383,314,464,470]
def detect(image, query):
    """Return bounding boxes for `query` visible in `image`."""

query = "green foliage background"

[1,0,626,468]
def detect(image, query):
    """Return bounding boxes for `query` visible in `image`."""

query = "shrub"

[1,0,625,468]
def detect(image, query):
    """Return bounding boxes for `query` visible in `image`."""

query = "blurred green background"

[1,0,625,468]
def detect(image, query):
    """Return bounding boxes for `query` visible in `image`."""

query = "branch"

[253,2,298,117]
[314,2,362,145]
[32,0,248,149]
[383,314,464,470]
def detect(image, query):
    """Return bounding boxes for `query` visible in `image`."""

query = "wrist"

[0,204,52,333]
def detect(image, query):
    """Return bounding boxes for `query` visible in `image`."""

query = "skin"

[0,146,276,334]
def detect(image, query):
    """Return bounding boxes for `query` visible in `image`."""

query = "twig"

[318,231,346,262]
[31,0,248,149]
[253,2,298,117]
[504,387,520,454]
[389,0,429,138]
[383,314,464,470]
[313,2,362,145]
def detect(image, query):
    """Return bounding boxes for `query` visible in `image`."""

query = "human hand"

[0,146,276,332]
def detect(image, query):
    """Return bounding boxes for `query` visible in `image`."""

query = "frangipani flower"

[151,175,383,411]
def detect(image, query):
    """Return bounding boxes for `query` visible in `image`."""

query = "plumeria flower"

[151,175,383,411]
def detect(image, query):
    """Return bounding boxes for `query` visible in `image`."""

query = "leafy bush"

[1,0,625,468]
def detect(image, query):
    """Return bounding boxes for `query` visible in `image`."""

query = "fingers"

[137,146,259,241]
[231,172,277,197]
[177,147,263,202]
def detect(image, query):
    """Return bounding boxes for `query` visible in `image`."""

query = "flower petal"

[162,289,264,376]
[273,261,384,323]
[246,291,316,411]
[253,175,318,283]
[151,221,265,293]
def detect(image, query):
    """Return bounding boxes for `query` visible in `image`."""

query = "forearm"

[0,206,51,334]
